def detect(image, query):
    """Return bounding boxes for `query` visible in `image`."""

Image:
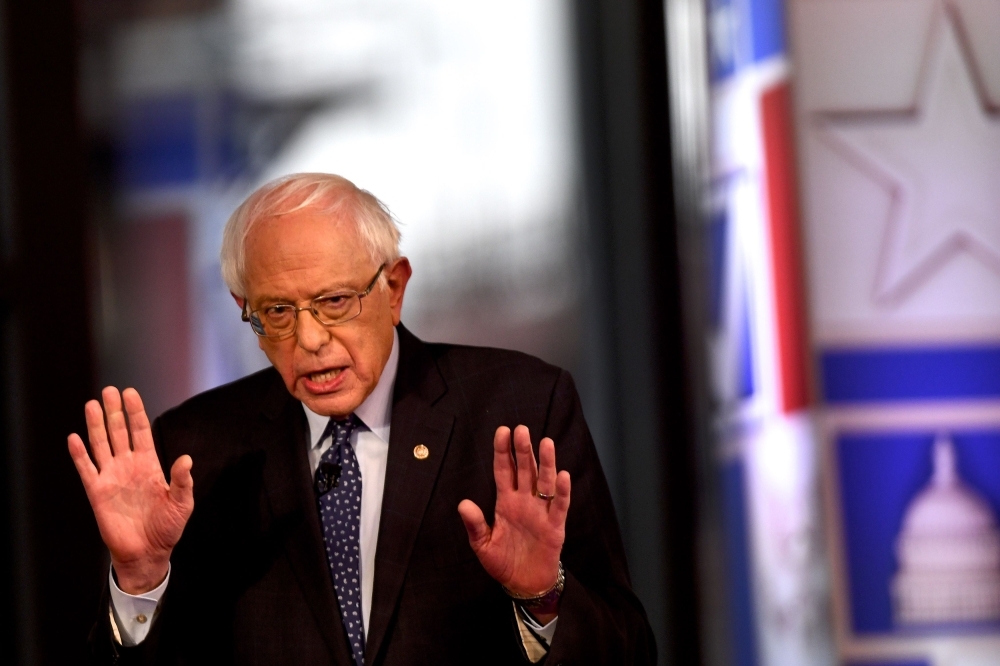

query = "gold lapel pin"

[413,444,429,460]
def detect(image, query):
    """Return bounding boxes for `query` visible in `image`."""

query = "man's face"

[240,206,411,417]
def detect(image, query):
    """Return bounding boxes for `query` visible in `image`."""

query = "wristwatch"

[502,562,565,609]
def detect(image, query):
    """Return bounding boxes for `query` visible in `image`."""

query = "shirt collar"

[302,327,399,447]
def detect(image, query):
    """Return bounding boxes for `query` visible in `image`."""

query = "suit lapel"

[258,376,354,664]
[365,327,455,664]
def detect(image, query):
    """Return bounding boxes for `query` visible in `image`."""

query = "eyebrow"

[252,283,359,306]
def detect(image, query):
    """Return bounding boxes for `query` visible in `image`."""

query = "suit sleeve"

[541,370,658,665]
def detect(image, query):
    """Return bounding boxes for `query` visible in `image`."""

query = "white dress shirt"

[302,327,398,636]
[109,328,554,656]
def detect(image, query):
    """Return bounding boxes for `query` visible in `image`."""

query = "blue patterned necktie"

[315,416,365,666]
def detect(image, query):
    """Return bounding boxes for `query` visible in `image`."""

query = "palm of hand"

[458,425,572,596]
[88,444,190,563]
[478,485,567,592]
[68,387,194,592]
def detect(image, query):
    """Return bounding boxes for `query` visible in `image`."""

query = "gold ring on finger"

[535,490,554,501]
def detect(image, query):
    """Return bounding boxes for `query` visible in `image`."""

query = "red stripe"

[115,214,193,418]
[761,83,811,412]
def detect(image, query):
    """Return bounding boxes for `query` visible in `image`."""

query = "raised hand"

[67,387,194,594]
[458,425,571,619]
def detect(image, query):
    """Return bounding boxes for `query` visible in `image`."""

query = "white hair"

[220,173,402,297]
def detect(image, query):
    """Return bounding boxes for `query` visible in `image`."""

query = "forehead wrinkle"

[247,211,360,261]
[249,260,352,298]
[242,206,376,308]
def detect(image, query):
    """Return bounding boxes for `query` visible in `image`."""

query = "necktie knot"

[314,416,360,497]
[320,414,360,445]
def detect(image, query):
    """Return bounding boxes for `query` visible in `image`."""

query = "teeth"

[310,369,342,383]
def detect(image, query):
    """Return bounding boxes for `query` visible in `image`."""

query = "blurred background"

[1,0,998,664]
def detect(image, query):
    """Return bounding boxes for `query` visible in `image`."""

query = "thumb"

[457,499,491,552]
[168,455,194,509]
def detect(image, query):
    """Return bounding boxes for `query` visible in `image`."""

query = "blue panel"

[836,430,1000,635]
[747,0,787,62]
[708,0,738,81]
[709,0,787,80]
[737,284,755,399]
[721,461,759,666]
[821,345,1000,403]
[116,95,199,188]
[213,93,244,180]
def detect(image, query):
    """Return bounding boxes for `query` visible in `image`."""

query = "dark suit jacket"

[90,326,655,665]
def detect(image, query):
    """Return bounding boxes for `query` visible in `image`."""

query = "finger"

[84,399,113,469]
[122,388,154,453]
[102,386,131,457]
[457,499,491,552]
[67,433,98,486]
[168,455,195,510]
[549,470,571,526]
[512,425,537,493]
[536,437,557,497]
[492,426,514,494]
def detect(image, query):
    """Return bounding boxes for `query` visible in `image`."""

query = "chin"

[298,392,362,418]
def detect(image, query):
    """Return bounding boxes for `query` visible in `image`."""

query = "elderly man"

[69,173,654,665]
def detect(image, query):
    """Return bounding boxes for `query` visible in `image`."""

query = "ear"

[384,257,412,326]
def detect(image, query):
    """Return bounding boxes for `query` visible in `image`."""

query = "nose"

[295,308,332,353]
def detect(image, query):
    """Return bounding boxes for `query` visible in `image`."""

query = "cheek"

[349,340,375,378]
[345,334,385,384]
[261,344,298,387]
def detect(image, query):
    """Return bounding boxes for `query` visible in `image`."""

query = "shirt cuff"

[512,602,558,663]
[108,564,170,646]
[518,605,558,645]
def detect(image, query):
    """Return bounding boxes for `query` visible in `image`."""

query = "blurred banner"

[789,0,1000,664]
[701,0,1000,663]
[81,0,580,420]
[705,0,834,663]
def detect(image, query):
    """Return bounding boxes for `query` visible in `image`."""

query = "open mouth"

[301,366,349,393]
[309,368,342,383]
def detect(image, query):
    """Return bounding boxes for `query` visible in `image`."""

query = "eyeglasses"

[241,264,385,339]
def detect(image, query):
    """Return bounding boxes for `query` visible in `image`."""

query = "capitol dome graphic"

[892,434,1000,625]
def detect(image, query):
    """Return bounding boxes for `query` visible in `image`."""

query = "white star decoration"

[818,6,1000,307]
